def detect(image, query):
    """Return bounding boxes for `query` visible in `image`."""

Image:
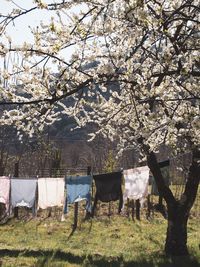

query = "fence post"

[159,196,163,206]
[127,198,130,218]
[73,202,78,231]
[87,166,91,176]
[131,200,135,221]
[136,199,140,220]
[85,166,91,219]
[146,194,151,220]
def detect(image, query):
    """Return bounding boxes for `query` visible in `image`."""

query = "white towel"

[38,178,65,209]
[123,166,149,202]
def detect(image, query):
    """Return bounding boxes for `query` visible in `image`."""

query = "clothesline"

[0,166,160,221]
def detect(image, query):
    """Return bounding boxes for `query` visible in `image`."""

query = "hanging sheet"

[38,178,65,209]
[11,178,37,208]
[123,166,149,202]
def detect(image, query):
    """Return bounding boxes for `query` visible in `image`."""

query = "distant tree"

[103,150,117,173]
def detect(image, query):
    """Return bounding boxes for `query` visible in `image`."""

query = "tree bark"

[146,147,200,256]
[165,202,189,255]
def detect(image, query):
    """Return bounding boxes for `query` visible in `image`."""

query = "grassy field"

[0,203,199,267]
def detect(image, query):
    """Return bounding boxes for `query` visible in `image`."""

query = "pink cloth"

[0,176,10,212]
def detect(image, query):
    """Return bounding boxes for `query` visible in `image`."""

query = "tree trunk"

[165,203,189,256]
[145,148,199,257]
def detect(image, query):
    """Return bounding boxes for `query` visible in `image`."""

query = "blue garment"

[64,175,92,214]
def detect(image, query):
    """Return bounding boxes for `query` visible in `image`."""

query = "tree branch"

[0,78,93,106]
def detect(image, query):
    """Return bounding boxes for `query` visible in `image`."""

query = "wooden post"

[73,202,78,231]
[146,194,151,220]
[159,196,163,206]
[131,200,135,221]
[14,162,19,218]
[136,199,140,220]
[87,166,91,176]
[118,187,123,214]
[91,194,98,217]
[127,198,130,218]
[85,166,91,219]
[152,194,155,219]
[33,179,38,217]
[108,202,111,217]
[14,162,19,177]
[91,180,94,200]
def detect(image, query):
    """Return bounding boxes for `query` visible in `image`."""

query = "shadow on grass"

[0,249,199,267]
[67,216,93,240]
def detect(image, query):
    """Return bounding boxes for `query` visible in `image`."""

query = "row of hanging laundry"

[0,166,150,217]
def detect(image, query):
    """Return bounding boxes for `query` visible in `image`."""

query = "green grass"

[0,205,199,267]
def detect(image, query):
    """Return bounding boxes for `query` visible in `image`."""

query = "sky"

[0,0,83,66]
[1,0,52,44]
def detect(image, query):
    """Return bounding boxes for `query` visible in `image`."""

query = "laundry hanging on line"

[93,171,123,202]
[0,176,10,213]
[123,166,150,206]
[11,178,37,208]
[63,175,92,214]
[38,178,65,209]
[0,165,152,217]
[151,160,170,196]
[92,171,123,215]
